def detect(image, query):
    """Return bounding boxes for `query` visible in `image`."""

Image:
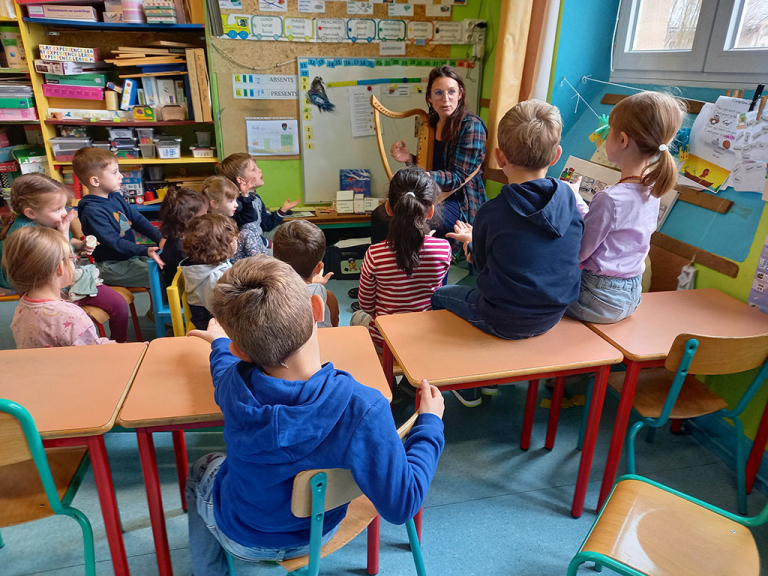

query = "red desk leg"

[571,366,609,518]
[520,379,539,451]
[414,507,423,542]
[545,376,566,450]
[366,515,380,575]
[382,343,394,393]
[746,395,768,493]
[137,429,174,576]
[598,360,641,511]
[87,435,130,576]
[172,430,188,511]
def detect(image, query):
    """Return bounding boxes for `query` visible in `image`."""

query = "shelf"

[54,156,218,166]
[0,68,28,74]
[0,120,41,124]
[22,18,204,31]
[0,17,19,22]
[45,119,212,127]
[133,203,161,212]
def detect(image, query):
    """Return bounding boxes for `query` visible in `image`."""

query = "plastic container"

[93,141,111,150]
[195,131,212,147]
[108,127,134,140]
[147,166,163,180]
[136,128,154,144]
[49,137,92,159]
[139,143,156,159]
[115,147,139,160]
[156,138,181,159]
[189,146,215,158]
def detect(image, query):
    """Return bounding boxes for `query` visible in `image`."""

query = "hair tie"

[405,192,416,198]
[658,144,669,152]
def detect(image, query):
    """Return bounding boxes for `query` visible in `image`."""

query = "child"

[180,213,238,330]
[273,218,339,328]
[353,167,451,351]
[0,173,130,343]
[218,153,300,257]
[158,186,208,287]
[566,92,684,324]
[3,226,114,348]
[185,255,445,575]
[73,147,165,288]
[433,100,583,406]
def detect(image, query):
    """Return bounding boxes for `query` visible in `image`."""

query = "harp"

[371,94,434,180]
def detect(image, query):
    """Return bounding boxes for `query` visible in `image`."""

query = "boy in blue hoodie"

[74,147,165,288]
[432,100,584,407]
[186,255,445,575]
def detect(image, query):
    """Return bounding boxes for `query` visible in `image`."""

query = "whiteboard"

[298,57,481,204]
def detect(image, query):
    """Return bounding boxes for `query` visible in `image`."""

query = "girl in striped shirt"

[352,167,452,350]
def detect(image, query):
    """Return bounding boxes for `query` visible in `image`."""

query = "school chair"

[81,286,142,341]
[227,412,425,576]
[578,332,768,516]
[0,290,19,303]
[0,398,95,576]
[567,473,766,576]
[167,267,194,336]
[146,260,174,338]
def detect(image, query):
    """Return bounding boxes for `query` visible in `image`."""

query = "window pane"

[632,0,703,51]
[733,0,768,49]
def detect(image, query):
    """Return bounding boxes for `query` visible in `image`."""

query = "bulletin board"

[298,56,480,203]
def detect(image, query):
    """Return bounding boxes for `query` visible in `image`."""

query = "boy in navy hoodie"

[186,255,445,575]
[432,100,584,407]
[74,147,165,288]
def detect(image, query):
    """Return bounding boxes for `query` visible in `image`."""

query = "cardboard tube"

[105,90,119,111]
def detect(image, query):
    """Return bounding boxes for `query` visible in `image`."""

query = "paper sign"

[251,15,283,39]
[284,17,314,40]
[425,3,450,16]
[258,0,287,12]
[223,14,253,39]
[298,0,325,12]
[379,40,406,55]
[433,21,463,43]
[347,1,373,14]
[407,21,433,42]
[732,161,768,193]
[246,118,299,155]
[378,19,406,41]
[386,83,410,97]
[749,234,768,313]
[316,18,347,41]
[348,85,378,137]
[388,3,413,16]
[233,74,297,99]
[347,18,376,42]
[219,0,242,9]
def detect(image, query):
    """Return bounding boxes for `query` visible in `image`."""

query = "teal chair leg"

[625,420,646,475]
[0,529,4,548]
[644,426,656,444]
[734,417,748,515]
[576,377,594,451]
[60,508,96,576]
[406,519,426,576]
[594,563,603,572]
[225,550,236,575]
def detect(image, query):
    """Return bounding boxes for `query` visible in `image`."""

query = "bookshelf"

[21,17,204,31]
[54,156,218,166]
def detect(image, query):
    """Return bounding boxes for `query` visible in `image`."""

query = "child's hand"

[311,269,334,285]
[418,379,445,419]
[463,242,473,264]
[281,198,300,213]
[81,239,98,256]
[390,140,412,163]
[445,221,472,245]
[187,318,229,343]
[57,210,77,238]
[148,247,165,269]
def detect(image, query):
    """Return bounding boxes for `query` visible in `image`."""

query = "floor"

[2,270,768,575]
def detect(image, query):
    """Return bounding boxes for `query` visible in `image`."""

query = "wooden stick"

[726,89,732,97]
[759,95,767,118]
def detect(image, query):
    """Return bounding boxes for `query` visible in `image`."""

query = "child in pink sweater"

[3,226,113,348]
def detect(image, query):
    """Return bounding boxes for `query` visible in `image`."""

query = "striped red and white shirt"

[358,236,451,348]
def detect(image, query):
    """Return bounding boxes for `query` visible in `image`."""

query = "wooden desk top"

[375,310,623,387]
[289,211,372,226]
[0,343,147,439]
[117,327,390,428]
[586,289,768,362]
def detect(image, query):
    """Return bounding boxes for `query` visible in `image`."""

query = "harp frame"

[371,94,434,180]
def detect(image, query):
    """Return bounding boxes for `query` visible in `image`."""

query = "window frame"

[704,0,768,72]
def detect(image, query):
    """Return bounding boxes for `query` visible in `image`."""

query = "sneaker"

[481,385,498,396]
[348,287,360,299]
[351,301,361,312]
[452,388,482,407]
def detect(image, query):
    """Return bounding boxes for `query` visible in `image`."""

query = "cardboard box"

[34,59,109,75]
[27,5,99,20]
[40,44,100,63]
[335,190,354,214]
[353,193,366,214]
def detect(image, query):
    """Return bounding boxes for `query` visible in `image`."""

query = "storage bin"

[108,127,135,139]
[93,141,111,150]
[115,147,139,160]
[195,132,212,147]
[147,166,163,180]
[136,128,154,144]
[49,137,92,158]
[139,143,156,159]
[189,146,215,158]
[156,138,181,159]
[323,240,370,280]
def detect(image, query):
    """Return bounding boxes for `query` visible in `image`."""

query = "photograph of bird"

[308,76,335,112]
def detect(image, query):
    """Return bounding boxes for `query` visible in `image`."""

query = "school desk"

[375,310,624,518]
[0,342,148,576]
[117,328,391,576]
[586,288,768,512]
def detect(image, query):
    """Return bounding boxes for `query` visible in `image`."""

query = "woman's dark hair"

[159,186,208,239]
[386,167,439,276]
[426,65,468,144]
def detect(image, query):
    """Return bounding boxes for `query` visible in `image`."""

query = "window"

[612,0,768,85]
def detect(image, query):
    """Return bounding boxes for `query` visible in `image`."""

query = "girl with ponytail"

[567,91,685,323]
[352,167,452,350]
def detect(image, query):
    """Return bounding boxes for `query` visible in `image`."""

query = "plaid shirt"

[431,113,488,225]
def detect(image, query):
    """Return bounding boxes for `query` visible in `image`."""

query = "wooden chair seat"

[279,494,378,572]
[0,446,88,527]
[81,305,110,325]
[608,368,728,419]
[582,479,759,576]
[377,353,404,377]
[110,286,135,305]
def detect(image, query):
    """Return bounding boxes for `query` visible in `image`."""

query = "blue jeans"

[565,269,642,324]
[431,285,546,340]
[187,453,337,576]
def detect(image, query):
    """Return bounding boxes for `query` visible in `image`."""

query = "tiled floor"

[2,273,768,575]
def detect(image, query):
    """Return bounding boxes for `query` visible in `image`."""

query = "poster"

[298,0,324,12]
[258,0,287,11]
[246,118,299,155]
[233,74,297,99]
[348,85,379,137]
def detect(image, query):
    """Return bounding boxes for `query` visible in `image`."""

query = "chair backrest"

[290,411,419,517]
[147,259,169,308]
[167,266,193,336]
[665,332,768,375]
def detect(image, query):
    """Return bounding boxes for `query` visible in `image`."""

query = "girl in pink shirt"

[352,167,452,350]
[3,226,113,348]
[567,92,684,323]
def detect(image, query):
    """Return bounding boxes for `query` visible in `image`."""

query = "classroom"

[1,0,768,574]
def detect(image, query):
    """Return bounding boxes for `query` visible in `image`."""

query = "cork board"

[210,0,461,161]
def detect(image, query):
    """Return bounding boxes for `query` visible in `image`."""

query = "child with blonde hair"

[567,91,684,323]
[0,173,130,342]
[3,226,114,348]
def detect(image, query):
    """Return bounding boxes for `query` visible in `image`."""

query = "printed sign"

[251,15,283,39]
[378,19,406,41]
[347,18,376,42]
[284,17,314,40]
[407,21,433,42]
[316,18,347,42]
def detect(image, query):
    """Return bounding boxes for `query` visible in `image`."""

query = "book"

[34,59,110,75]
[0,96,34,108]
[184,48,202,121]
[173,78,186,116]
[194,48,211,123]
[141,75,157,107]
[27,5,98,20]
[156,78,175,105]
[44,72,106,86]
[120,78,137,110]
[39,44,100,63]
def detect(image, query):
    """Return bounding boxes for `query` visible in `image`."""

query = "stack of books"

[142,0,176,24]
[26,4,99,22]
[35,45,109,101]
[0,81,36,120]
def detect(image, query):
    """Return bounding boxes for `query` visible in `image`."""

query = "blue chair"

[147,260,174,338]
[0,398,95,575]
